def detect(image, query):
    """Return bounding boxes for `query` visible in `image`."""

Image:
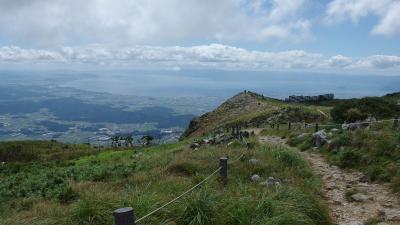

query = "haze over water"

[61,70,400,100]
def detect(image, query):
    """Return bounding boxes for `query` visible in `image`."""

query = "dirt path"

[256,133,400,225]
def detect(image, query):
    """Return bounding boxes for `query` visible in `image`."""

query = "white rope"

[301,118,397,128]
[135,166,222,223]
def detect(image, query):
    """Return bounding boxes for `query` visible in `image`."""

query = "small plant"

[178,192,214,225]
[57,186,79,204]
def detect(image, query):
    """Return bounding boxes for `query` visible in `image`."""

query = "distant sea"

[60,70,400,101]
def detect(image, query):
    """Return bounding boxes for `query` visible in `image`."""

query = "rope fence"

[271,117,399,131]
[114,135,249,225]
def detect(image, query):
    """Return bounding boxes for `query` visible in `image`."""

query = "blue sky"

[0,0,399,74]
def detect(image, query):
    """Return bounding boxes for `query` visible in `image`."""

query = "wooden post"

[315,123,319,132]
[394,117,399,129]
[303,121,306,130]
[288,122,291,130]
[219,157,228,178]
[114,207,135,225]
[277,123,280,130]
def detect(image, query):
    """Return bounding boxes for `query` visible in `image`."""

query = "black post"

[315,123,319,132]
[114,207,135,225]
[219,157,228,178]
[394,117,399,130]
[288,122,291,130]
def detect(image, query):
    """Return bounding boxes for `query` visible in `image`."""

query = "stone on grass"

[312,130,328,147]
[248,158,259,164]
[251,174,261,182]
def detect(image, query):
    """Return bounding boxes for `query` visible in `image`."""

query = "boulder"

[351,193,369,202]
[312,130,328,147]
[251,174,261,182]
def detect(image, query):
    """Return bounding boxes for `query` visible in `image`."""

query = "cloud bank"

[0,0,311,46]
[1,44,399,74]
[326,0,400,36]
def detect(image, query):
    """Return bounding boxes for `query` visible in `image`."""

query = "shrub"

[331,97,399,123]
[337,149,361,168]
[57,186,79,204]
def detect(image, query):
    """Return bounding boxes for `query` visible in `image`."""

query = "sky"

[0,0,399,75]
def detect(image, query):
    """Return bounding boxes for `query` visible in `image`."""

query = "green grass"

[0,139,331,225]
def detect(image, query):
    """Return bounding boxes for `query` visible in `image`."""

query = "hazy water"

[61,70,400,100]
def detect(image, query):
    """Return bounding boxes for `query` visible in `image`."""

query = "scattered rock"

[260,177,282,187]
[251,174,261,182]
[347,221,363,225]
[379,208,400,221]
[377,222,390,225]
[248,158,259,164]
[331,128,339,132]
[226,141,234,147]
[342,122,361,130]
[351,193,369,202]
[358,175,370,183]
[312,130,328,147]
[215,133,229,144]
[190,142,201,150]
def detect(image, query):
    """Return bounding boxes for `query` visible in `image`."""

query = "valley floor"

[256,133,400,225]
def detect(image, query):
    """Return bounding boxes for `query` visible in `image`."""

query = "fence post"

[277,123,280,130]
[315,123,319,132]
[219,157,228,178]
[288,122,291,130]
[114,207,135,225]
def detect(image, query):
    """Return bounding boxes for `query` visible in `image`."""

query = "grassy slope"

[0,137,331,225]
[182,91,330,138]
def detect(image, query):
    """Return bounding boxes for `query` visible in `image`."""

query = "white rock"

[248,158,259,164]
[351,193,369,202]
[251,174,261,182]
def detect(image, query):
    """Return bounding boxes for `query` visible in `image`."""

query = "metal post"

[114,207,135,225]
[315,123,319,132]
[219,157,228,178]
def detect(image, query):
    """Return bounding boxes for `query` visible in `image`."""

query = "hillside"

[0,91,335,225]
[182,91,330,138]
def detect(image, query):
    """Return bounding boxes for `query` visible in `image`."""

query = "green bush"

[337,149,361,168]
[331,97,399,123]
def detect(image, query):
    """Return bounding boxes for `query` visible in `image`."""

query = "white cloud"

[327,55,353,68]
[352,55,400,69]
[0,0,311,47]
[1,44,399,73]
[325,0,400,36]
